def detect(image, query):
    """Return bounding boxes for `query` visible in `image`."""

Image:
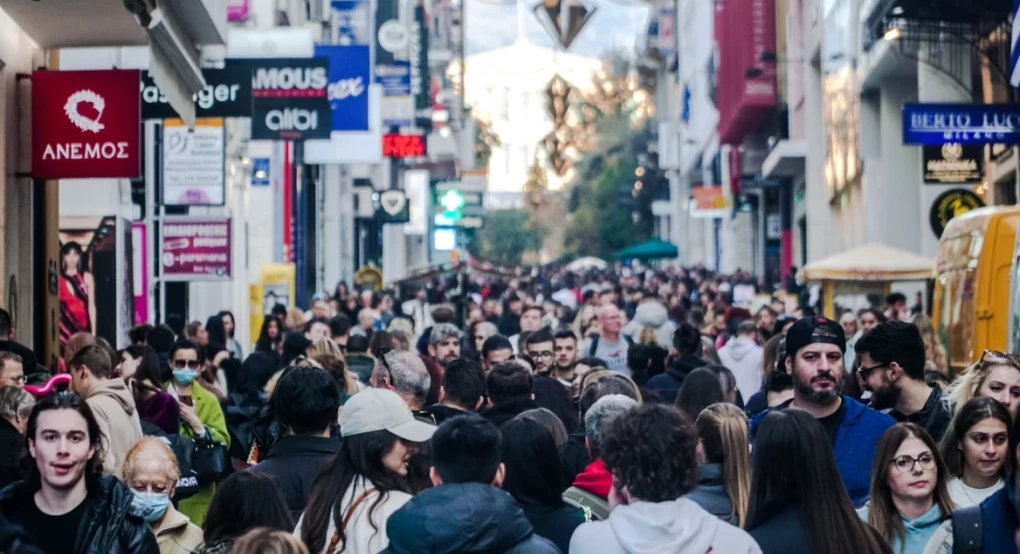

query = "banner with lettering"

[314,45,371,132]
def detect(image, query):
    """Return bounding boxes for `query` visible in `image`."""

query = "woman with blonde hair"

[911,314,948,376]
[231,529,309,554]
[944,350,1020,419]
[122,437,205,554]
[687,403,753,527]
[306,338,361,396]
[860,423,954,554]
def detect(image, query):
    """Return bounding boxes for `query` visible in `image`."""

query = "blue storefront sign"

[376,62,411,96]
[252,158,271,186]
[903,103,1020,144]
[314,44,370,132]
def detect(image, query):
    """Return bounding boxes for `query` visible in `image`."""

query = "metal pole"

[1014,146,1019,204]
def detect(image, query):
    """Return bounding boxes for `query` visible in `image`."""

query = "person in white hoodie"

[719,321,764,402]
[569,403,761,554]
[621,299,676,349]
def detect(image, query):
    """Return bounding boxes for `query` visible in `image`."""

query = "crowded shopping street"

[3,0,1020,552]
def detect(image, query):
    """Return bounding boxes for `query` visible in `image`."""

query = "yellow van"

[934,206,1020,374]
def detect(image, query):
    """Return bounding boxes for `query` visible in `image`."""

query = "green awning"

[617,238,679,260]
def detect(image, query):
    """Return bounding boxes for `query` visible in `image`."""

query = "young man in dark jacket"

[749,317,894,507]
[647,323,707,404]
[382,414,558,554]
[483,362,538,427]
[249,365,341,519]
[1,393,157,554]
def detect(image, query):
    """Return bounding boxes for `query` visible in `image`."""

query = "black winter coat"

[645,355,708,404]
[1,476,158,554]
[249,434,342,520]
[557,431,589,491]
[0,419,25,489]
[483,398,539,428]
[747,501,814,554]
[381,483,561,554]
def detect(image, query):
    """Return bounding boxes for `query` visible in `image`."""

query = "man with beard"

[428,324,462,368]
[749,317,894,506]
[854,321,951,441]
[524,328,555,375]
[551,330,580,387]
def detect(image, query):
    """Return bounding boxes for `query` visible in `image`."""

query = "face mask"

[172,368,198,385]
[129,491,170,522]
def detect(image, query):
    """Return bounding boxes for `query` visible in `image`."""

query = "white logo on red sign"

[64,90,106,133]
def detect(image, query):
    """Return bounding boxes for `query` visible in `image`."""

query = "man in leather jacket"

[0,393,157,554]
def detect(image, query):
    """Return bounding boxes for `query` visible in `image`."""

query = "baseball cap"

[784,317,846,358]
[341,388,436,441]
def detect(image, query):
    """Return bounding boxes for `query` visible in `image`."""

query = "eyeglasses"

[857,362,888,380]
[528,351,554,360]
[889,453,936,473]
[172,360,201,369]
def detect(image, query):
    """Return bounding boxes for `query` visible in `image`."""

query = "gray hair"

[584,394,637,459]
[430,323,462,346]
[0,386,34,421]
[374,349,431,408]
[474,321,498,340]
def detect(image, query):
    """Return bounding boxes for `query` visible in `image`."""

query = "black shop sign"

[923,143,983,184]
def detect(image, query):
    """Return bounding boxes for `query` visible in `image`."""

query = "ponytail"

[696,403,752,527]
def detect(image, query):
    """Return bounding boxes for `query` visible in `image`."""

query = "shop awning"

[803,243,934,281]
[618,238,679,260]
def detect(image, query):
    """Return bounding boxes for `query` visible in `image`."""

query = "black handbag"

[191,434,230,485]
[168,432,201,499]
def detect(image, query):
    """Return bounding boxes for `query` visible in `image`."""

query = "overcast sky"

[464,0,650,58]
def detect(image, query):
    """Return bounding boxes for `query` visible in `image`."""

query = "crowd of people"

[0,264,1018,553]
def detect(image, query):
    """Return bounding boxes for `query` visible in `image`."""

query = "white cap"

[341,388,436,442]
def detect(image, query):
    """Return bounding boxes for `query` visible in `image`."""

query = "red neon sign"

[383,134,426,158]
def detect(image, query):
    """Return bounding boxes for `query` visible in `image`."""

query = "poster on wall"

[59,216,133,354]
[161,217,233,281]
[162,118,226,205]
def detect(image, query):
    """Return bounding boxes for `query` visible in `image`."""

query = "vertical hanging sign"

[411,4,432,131]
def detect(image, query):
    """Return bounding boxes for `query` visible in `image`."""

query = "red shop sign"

[161,216,232,281]
[32,69,141,179]
[383,134,426,158]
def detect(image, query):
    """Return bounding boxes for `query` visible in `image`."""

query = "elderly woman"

[0,386,34,487]
[123,436,205,554]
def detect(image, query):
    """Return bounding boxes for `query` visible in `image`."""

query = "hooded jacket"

[0,418,25,489]
[622,302,676,348]
[749,396,895,507]
[569,497,761,554]
[381,483,559,554]
[718,336,764,401]
[0,476,158,554]
[646,355,708,404]
[684,463,737,525]
[572,459,612,499]
[85,379,144,479]
[857,503,944,554]
[249,435,343,520]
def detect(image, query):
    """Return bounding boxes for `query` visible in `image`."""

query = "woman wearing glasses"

[944,350,1020,419]
[165,338,231,526]
[938,397,1011,508]
[860,423,955,554]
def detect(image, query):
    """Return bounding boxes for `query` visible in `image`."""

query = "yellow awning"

[803,243,934,281]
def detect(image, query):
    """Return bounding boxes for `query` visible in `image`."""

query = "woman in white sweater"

[938,397,1011,508]
[296,389,436,554]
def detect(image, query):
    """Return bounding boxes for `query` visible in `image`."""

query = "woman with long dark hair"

[675,367,726,422]
[205,316,229,353]
[298,389,435,554]
[59,241,96,346]
[124,344,179,435]
[255,316,284,365]
[861,423,954,554]
[194,472,295,554]
[219,310,245,360]
[500,417,584,552]
[746,409,891,554]
[939,397,1011,508]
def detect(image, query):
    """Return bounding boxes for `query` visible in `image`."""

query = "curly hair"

[601,403,698,502]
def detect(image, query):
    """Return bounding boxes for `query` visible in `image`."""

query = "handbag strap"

[325,487,378,554]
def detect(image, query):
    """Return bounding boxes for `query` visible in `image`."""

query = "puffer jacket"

[0,476,158,554]
[622,301,676,348]
[381,483,561,554]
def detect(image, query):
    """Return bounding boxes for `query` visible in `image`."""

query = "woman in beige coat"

[123,437,205,554]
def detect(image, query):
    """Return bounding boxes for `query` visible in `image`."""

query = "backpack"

[562,486,609,521]
[951,505,982,554]
[587,335,635,357]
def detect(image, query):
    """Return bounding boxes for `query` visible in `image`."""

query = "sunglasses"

[172,360,202,369]
[981,350,1020,366]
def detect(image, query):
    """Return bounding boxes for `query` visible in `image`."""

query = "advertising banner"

[923,143,983,184]
[250,58,332,140]
[332,0,372,45]
[161,217,232,281]
[33,69,141,179]
[377,62,412,96]
[690,185,731,218]
[131,222,148,325]
[375,0,406,67]
[141,65,252,119]
[411,4,432,130]
[315,44,371,132]
[903,103,1020,144]
[929,189,984,237]
[162,119,225,206]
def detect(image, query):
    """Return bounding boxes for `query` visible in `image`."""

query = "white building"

[463,41,603,200]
